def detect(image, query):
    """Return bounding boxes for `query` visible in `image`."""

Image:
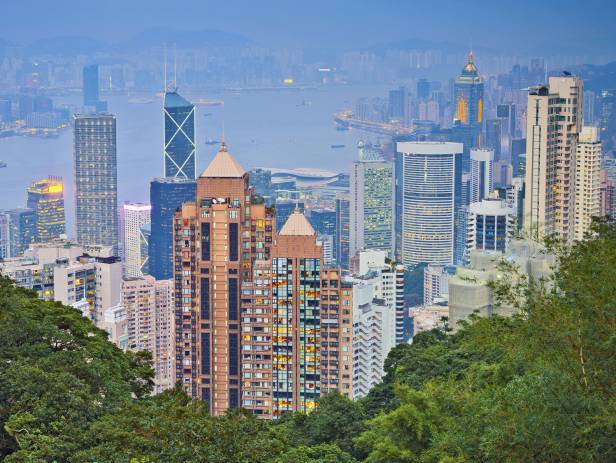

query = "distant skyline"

[2,0,616,59]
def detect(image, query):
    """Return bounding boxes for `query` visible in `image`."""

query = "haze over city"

[1,2,616,462]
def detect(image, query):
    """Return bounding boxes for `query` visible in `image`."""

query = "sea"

[0,84,390,236]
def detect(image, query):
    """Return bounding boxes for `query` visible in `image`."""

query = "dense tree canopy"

[1,221,615,461]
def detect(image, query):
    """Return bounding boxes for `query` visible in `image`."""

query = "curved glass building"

[396,142,463,266]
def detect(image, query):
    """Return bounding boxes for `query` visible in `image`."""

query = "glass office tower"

[164,90,196,179]
[74,114,118,252]
[148,177,196,279]
[396,141,463,266]
[26,177,66,242]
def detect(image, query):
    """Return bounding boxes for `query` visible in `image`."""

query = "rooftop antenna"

[173,44,177,90]
[163,44,168,92]
[221,118,226,150]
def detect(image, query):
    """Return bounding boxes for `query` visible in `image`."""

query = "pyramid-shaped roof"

[164,90,193,109]
[200,142,246,178]
[279,209,315,236]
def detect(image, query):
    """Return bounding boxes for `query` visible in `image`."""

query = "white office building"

[122,203,151,277]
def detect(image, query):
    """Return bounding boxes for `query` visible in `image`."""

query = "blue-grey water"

[0,85,389,236]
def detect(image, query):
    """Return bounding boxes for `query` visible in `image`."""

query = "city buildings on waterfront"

[74,114,118,253]
[524,76,583,242]
[148,177,196,280]
[396,141,463,266]
[122,203,151,277]
[349,158,395,258]
[163,90,196,179]
[26,177,65,243]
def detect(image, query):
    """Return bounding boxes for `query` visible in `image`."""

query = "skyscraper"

[74,114,118,252]
[485,119,502,161]
[396,142,463,266]
[4,208,37,257]
[270,210,323,414]
[524,76,583,241]
[350,158,395,259]
[0,213,9,259]
[26,177,65,243]
[574,127,601,240]
[83,64,99,106]
[122,203,151,277]
[121,276,175,393]
[173,142,274,414]
[164,90,196,179]
[82,64,107,112]
[454,52,484,139]
[173,143,352,418]
[334,193,350,269]
[470,148,494,203]
[148,177,196,280]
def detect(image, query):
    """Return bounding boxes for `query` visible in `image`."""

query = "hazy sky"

[2,0,616,56]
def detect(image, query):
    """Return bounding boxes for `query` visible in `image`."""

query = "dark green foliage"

[277,393,366,460]
[73,389,286,463]
[0,276,153,461]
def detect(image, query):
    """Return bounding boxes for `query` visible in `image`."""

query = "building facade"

[164,90,196,179]
[74,114,118,252]
[454,52,484,143]
[26,177,65,243]
[524,76,583,242]
[334,193,350,269]
[467,194,516,257]
[123,203,151,277]
[350,159,395,258]
[574,127,602,240]
[148,177,196,280]
[396,142,463,266]
[469,148,494,203]
[121,276,175,393]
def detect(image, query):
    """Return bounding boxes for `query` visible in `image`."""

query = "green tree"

[73,389,286,462]
[0,277,153,461]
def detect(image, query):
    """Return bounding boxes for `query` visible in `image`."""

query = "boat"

[0,161,6,168]
[336,125,349,131]
[330,144,345,149]
[128,97,155,104]
[205,138,220,145]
